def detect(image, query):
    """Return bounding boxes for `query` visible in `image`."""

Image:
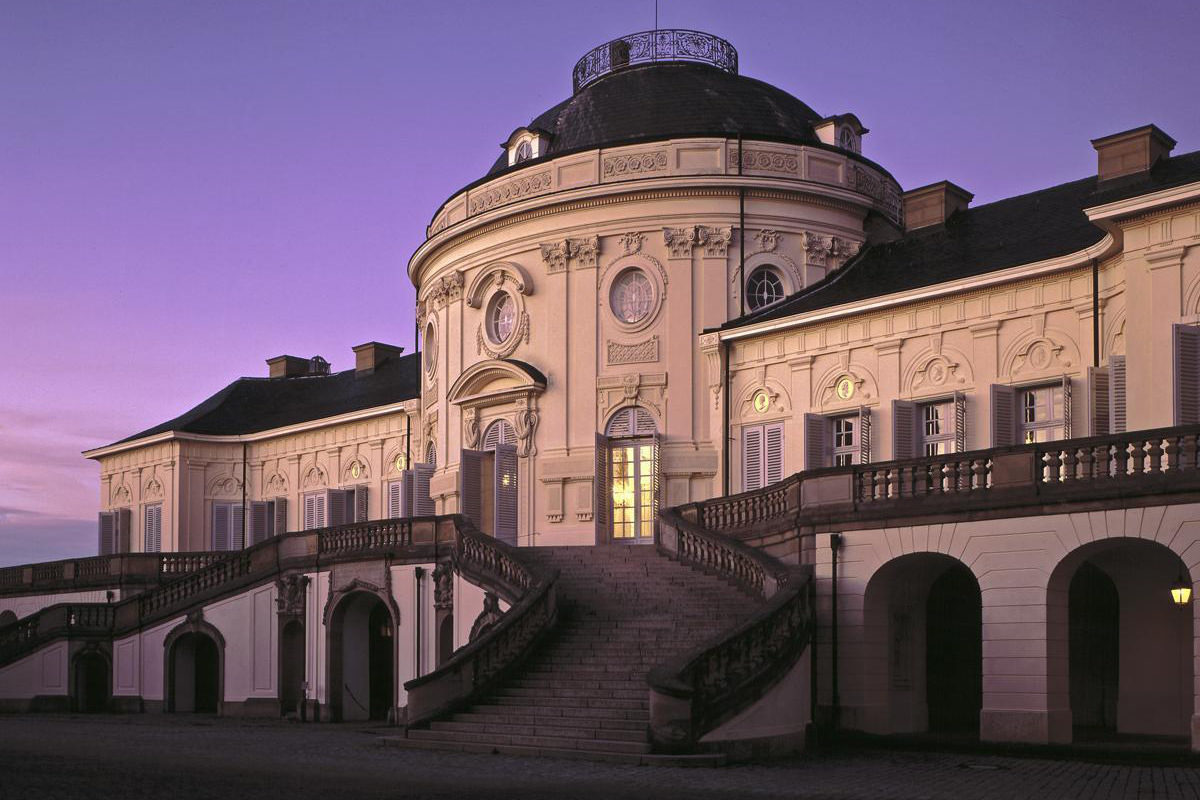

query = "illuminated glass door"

[610,441,656,542]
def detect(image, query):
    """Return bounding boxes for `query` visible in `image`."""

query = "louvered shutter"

[413,463,435,516]
[1109,356,1126,433]
[764,423,784,485]
[116,508,131,553]
[742,426,764,491]
[303,493,317,530]
[892,400,917,460]
[651,432,662,534]
[250,501,270,545]
[326,489,347,527]
[1089,366,1110,436]
[274,498,287,536]
[460,450,483,525]
[991,385,1017,446]
[1061,375,1073,439]
[858,406,872,465]
[953,391,967,453]
[606,408,633,438]
[144,504,162,553]
[594,434,610,544]
[494,444,518,545]
[98,512,116,556]
[387,481,403,519]
[353,486,369,522]
[1175,324,1200,425]
[399,470,414,516]
[804,413,830,470]
[230,503,245,550]
[213,503,230,551]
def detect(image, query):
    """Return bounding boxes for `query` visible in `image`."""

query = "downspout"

[737,134,746,320]
[241,442,248,548]
[722,338,732,496]
[414,567,425,678]
[830,532,842,732]
[1092,258,1100,367]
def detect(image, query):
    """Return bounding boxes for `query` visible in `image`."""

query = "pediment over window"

[448,358,547,407]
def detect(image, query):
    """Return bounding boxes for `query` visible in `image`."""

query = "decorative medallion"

[835,376,856,401]
[752,390,771,414]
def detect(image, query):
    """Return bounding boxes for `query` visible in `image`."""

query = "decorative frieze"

[696,226,732,257]
[468,170,552,215]
[607,336,660,365]
[602,150,668,178]
[727,147,799,174]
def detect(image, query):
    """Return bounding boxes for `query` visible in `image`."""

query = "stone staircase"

[395,545,761,764]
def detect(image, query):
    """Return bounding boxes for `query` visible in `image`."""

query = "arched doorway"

[861,553,982,736]
[279,620,306,718]
[73,650,110,713]
[167,631,221,713]
[328,592,395,722]
[1049,538,1193,740]
[599,406,660,544]
[437,613,454,667]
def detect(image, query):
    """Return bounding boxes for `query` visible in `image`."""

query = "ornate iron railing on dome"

[572,29,738,93]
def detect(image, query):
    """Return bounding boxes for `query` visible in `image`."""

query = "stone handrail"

[404,517,558,727]
[0,603,115,664]
[0,552,227,597]
[648,507,813,749]
[318,518,414,557]
[691,477,800,536]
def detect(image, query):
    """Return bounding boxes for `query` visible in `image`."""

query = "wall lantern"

[1171,574,1192,606]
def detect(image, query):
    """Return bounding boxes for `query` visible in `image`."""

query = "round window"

[610,268,654,324]
[747,267,785,310]
[423,321,437,373]
[487,292,516,343]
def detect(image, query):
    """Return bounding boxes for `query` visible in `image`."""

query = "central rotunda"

[408,29,902,546]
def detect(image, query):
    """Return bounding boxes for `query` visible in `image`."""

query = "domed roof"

[486,41,823,176]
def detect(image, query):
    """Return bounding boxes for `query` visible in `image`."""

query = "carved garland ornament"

[142,477,164,501]
[602,150,668,177]
[265,472,289,496]
[468,170,552,215]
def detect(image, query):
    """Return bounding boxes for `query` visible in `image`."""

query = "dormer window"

[503,127,551,167]
[838,126,859,153]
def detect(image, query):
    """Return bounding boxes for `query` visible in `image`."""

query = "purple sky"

[2,0,1198,565]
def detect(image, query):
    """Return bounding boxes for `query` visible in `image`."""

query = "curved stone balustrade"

[690,477,799,536]
[0,604,115,665]
[404,519,558,727]
[318,518,413,556]
[648,506,812,750]
[0,552,228,597]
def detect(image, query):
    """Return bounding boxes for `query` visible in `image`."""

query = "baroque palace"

[4,30,1200,761]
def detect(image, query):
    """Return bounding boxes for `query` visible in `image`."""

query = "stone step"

[406,727,652,755]
[380,735,727,767]
[468,703,648,722]
[452,710,647,731]
[490,694,649,711]
[431,719,648,743]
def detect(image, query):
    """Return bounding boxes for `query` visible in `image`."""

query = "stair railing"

[649,508,814,751]
[0,603,116,665]
[404,517,558,728]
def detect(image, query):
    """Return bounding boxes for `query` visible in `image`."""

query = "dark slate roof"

[722,149,1200,330]
[107,354,420,447]
[485,62,822,176]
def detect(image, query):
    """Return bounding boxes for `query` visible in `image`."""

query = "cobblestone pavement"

[1,715,1199,800]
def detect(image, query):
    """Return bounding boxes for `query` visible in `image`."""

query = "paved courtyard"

[1,715,1199,800]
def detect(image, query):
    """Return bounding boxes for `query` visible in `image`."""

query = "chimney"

[267,355,329,379]
[351,341,404,375]
[902,181,973,231]
[1091,124,1175,182]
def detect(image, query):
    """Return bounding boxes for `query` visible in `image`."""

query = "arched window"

[514,140,533,163]
[425,441,437,469]
[746,267,785,310]
[487,292,516,344]
[599,406,659,544]
[482,419,516,451]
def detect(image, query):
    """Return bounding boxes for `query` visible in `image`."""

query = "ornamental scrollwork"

[696,226,731,257]
[663,227,696,258]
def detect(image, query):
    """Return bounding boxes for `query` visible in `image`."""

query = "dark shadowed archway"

[327,591,395,722]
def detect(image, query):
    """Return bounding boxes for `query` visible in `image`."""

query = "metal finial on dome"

[572,29,738,93]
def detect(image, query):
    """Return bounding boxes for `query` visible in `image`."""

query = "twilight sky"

[2,0,1198,565]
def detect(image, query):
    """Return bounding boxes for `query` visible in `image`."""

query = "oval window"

[610,268,654,324]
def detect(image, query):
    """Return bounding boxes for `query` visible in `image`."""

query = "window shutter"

[460,450,483,526]
[651,432,662,533]
[250,501,269,546]
[764,423,784,485]
[273,497,287,536]
[213,503,230,551]
[116,508,131,553]
[493,444,518,545]
[594,434,610,543]
[1089,366,1110,437]
[606,408,633,438]
[953,391,967,453]
[804,413,830,470]
[353,486,369,523]
[326,489,347,527]
[399,470,414,516]
[144,504,162,553]
[413,463,435,516]
[303,493,316,530]
[1061,375,1073,439]
[1175,324,1200,425]
[990,384,1017,446]
[230,503,245,550]
[98,512,116,556]
[858,406,872,465]
[1109,356,1126,433]
[387,481,403,519]
[892,400,917,460]
[742,425,764,491]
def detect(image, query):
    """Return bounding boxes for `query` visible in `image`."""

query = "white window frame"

[920,399,956,456]
[832,414,858,466]
[1020,383,1065,443]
